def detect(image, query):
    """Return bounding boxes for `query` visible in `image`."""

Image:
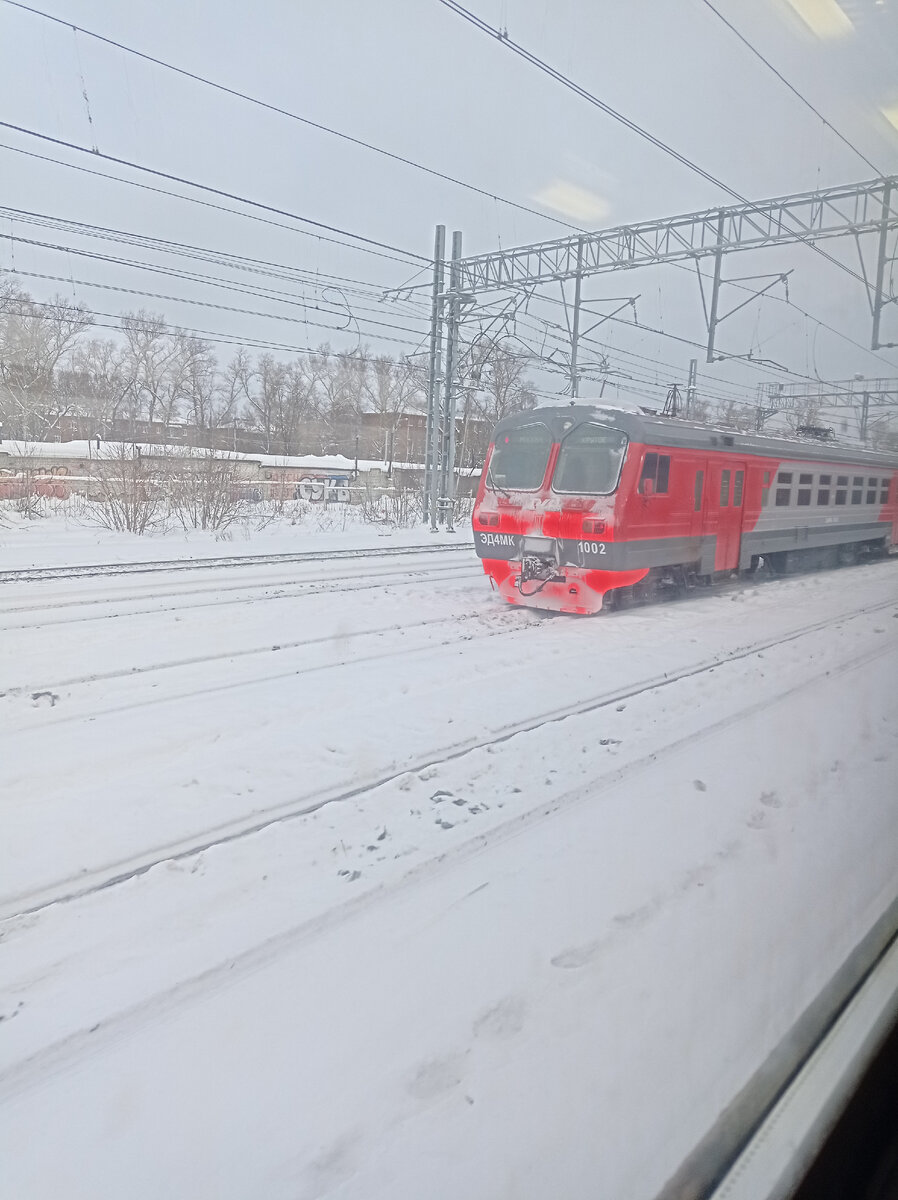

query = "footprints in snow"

[406,995,528,1103]
[430,788,489,830]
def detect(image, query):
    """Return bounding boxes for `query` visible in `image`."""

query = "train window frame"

[487,422,554,493]
[638,451,671,496]
[720,469,731,507]
[550,422,629,496]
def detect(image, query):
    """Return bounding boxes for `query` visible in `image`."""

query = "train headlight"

[582,518,606,535]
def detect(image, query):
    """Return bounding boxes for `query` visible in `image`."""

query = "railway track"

[0,560,481,628]
[1,624,892,1105]
[0,540,476,585]
[4,592,893,924]
[4,602,535,729]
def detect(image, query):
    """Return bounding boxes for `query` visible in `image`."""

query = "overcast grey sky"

[1,0,897,408]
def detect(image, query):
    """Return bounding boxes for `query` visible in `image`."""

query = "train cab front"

[472,409,643,615]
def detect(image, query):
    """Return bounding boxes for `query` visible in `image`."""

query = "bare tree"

[0,282,92,440]
[120,311,197,430]
[363,355,424,463]
[461,339,537,463]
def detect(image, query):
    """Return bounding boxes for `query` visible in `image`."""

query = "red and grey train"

[471,404,898,615]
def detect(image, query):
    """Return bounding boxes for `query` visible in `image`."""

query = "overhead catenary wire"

[0,0,583,234]
[697,0,883,177]
[3,235,433,330]
[436,0,879,295]
[4,135,895,383]
[0,205,432,298]
[9,200,892,378]
[0,141,434,276]
[15,297,428,366]
[4,267,430,345]
[0,121,431,268]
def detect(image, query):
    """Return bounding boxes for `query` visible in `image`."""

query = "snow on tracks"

[3,585,895,922]
[0,540,476,585]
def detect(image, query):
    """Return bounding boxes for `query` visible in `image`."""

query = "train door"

[705,461,745,571]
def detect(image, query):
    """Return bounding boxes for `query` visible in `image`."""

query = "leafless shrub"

[88,443,167,534]
[359,485,424,528]
[168,448,252,532]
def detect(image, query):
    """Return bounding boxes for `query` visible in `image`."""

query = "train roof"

[491,404,898,469]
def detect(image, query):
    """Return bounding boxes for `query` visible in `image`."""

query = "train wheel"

[609,586,635,610]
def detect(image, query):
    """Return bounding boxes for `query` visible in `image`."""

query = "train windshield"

[488,423,553,491]
[552,423,628,494]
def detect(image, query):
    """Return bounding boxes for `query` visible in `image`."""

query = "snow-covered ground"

[0,502,461,571]
[1,517,896,1199]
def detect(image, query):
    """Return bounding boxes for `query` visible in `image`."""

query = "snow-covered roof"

[0,440,433,473]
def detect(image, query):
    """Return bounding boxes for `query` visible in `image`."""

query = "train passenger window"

[881,480,891,503]
[819,475,832,485]
[817,489,830,506]
[694,470,704,511]
[799,473,813,485]
[837,476,848,486]
[851,489,862,504]
[797,487,812,506]
[552,423,629,495]
[637,451,670,496]
[853,476,863,486]
[761,470,771,507]
[733,470,744,506]
[777,472,793,484]
[488,422,554,491]
[720,469,731,506]
[835,488,847,505]
[866,478,877,504]
[775,484,791,506]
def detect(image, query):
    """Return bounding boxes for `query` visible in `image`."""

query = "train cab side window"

[694,470,704,511]
[851,476,863,504]
[761,470,771,507]
[720,469,731,506]
[639,452,670,495]
[733,470,744,506]
[817,475,831,506]
[866,477,877,503]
